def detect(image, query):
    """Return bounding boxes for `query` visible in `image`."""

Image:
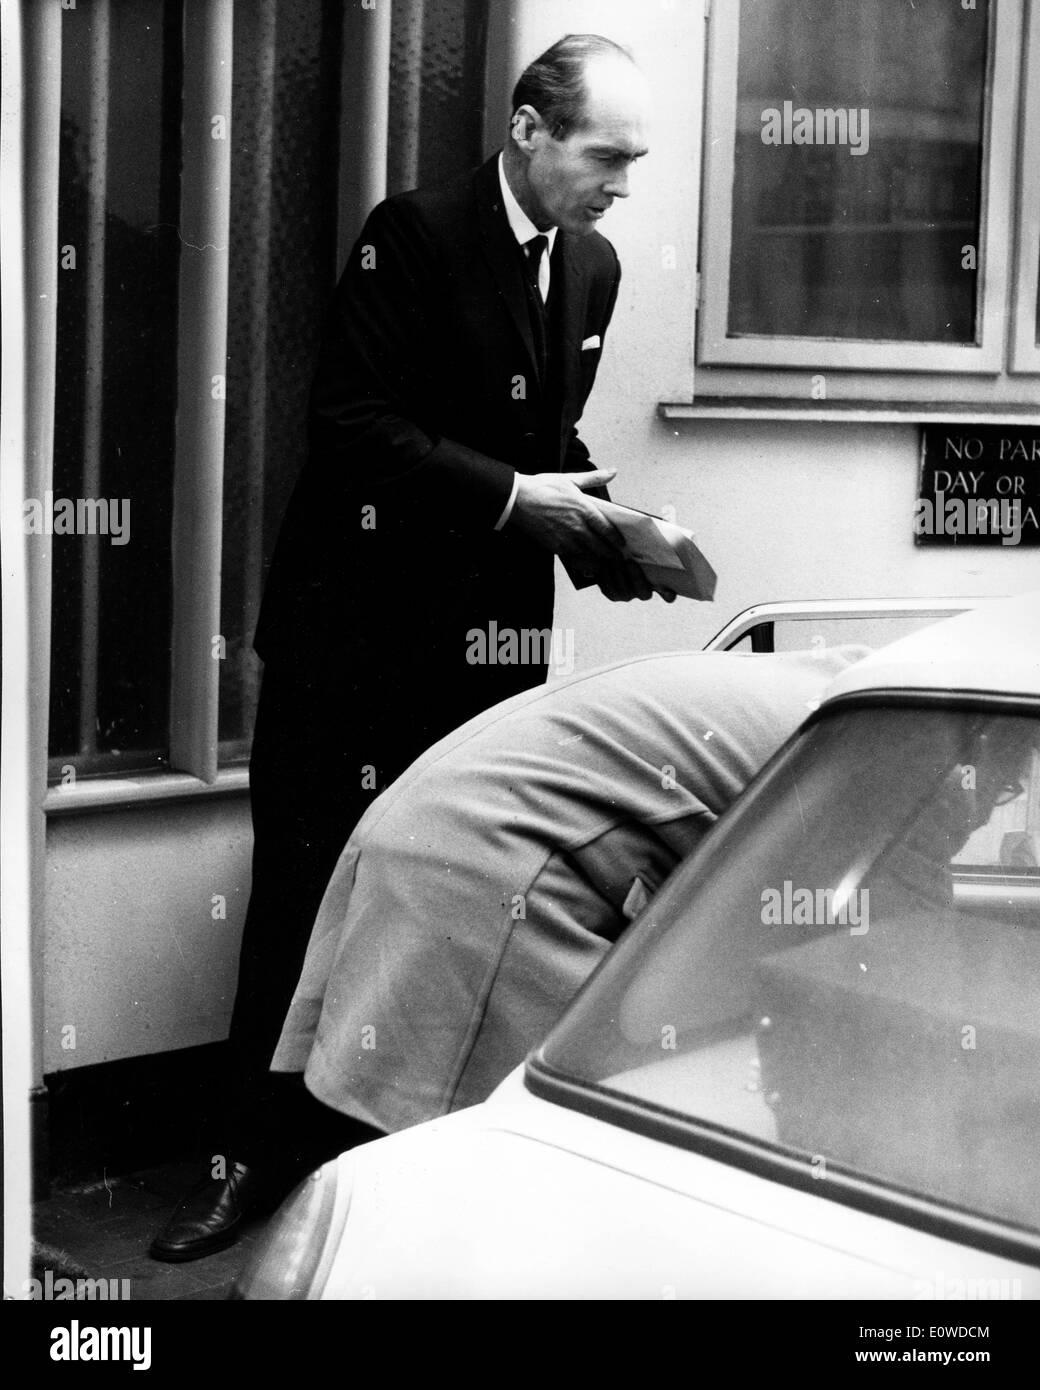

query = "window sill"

[659,400,1040,426]
[44,765,250,818]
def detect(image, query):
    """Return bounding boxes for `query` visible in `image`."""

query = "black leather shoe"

[149,1162,286,1263]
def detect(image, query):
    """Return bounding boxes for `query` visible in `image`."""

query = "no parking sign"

[916,425,1040,546]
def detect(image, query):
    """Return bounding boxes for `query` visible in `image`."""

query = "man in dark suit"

[152,32,662,1262]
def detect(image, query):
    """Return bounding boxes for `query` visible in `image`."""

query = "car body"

[235,593,1040,1300]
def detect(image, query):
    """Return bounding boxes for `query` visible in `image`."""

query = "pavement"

[32,1161,269,1302]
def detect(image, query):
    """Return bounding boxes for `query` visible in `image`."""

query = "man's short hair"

[511,34,635,140]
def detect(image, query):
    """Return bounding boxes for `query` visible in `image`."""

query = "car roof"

[821,590,1040,703]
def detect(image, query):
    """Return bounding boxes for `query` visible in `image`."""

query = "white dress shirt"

[498,151,557,297]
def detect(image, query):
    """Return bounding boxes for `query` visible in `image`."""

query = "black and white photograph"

[2,0,1039,1347]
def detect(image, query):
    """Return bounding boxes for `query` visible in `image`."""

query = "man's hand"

[507,469,626,567]
[590,558,677,604]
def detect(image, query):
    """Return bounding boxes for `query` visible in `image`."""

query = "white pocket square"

[581,335,601,351]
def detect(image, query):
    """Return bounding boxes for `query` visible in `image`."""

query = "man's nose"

[603,167,631,198]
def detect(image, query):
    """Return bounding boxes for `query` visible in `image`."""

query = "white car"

[235,594,1040,1300]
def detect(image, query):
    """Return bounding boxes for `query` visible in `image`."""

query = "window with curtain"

[48,0,491,780]
[218,0,490,754]
[49,0,181,776]
[217,0,343,753]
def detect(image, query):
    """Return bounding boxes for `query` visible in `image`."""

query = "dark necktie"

[522,234,549,376]
[523,234,548,301]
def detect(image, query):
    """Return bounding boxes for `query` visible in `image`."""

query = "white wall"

[44,798,251,1071]
[556,417,1040,671]
[508,0,1040,671]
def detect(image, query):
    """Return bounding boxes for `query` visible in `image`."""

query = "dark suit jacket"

[254,153,621,689]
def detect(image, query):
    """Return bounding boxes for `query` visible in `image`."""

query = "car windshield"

[535,700,1040,1235]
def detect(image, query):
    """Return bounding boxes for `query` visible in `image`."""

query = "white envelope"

[581,335,601,350]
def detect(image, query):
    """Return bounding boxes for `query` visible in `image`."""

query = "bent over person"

[272,645,871,1132]
[152,35,660,1262]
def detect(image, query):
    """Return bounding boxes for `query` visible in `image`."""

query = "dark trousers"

[225,659,375,1168]
[224,646,548,1169]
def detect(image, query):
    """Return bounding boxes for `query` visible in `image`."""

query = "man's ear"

[510,105,538,148]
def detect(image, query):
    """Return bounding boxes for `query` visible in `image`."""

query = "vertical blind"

[47,0,491,780]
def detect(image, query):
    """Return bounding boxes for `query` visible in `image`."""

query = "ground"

[32,1161,267,1302]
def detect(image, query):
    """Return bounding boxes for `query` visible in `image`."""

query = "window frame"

[168,0,234,787]
[696,0,1032,385]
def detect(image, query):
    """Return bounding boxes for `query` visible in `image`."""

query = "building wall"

[44,797,251,1072]
[532,0,1038,670]
[555,414,1039,672]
